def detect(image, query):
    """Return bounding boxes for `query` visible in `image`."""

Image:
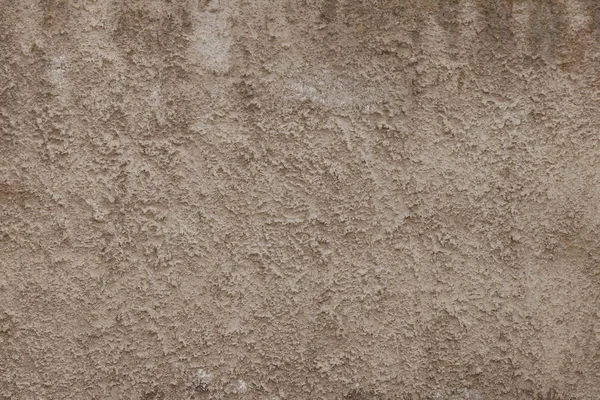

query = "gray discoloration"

[1,1,600,399]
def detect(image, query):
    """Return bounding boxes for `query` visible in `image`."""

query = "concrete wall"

[1,0,599,399]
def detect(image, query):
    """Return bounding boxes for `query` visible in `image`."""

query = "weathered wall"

[1,0,600,399]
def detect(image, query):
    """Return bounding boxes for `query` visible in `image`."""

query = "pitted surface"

[0,1,599,399]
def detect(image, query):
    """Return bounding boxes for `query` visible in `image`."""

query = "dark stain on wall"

[112,2,193,64]
[321,0,338,23]
[528,0,568,64]
[474,0,516,59]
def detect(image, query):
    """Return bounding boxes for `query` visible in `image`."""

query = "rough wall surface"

[1,0,600,399]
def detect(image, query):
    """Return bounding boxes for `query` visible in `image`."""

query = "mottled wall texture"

[1,0,600,399]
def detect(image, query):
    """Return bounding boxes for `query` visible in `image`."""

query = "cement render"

[1,1,600,399]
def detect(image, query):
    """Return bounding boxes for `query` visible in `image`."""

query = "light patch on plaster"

[283,70,359,107]
[563,0,591,31]
[47,55,70,100]
[147,84,167,125]
[289,82,325,104]
[189,1,234,74]
[148,85,162,108]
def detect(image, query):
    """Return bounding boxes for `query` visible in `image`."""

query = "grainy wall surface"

[1,0,599,399]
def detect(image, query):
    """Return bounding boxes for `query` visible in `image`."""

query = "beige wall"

[1,1,599,399]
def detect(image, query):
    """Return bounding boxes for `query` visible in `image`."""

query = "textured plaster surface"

[1,0,600,399]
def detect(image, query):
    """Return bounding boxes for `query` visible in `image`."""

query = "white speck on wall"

[237,379,247,393]
[196,368,213,385]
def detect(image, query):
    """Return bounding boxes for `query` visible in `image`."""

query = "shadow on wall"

[322,0,600,63]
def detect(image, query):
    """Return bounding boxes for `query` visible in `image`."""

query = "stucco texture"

[1,0,600,399]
